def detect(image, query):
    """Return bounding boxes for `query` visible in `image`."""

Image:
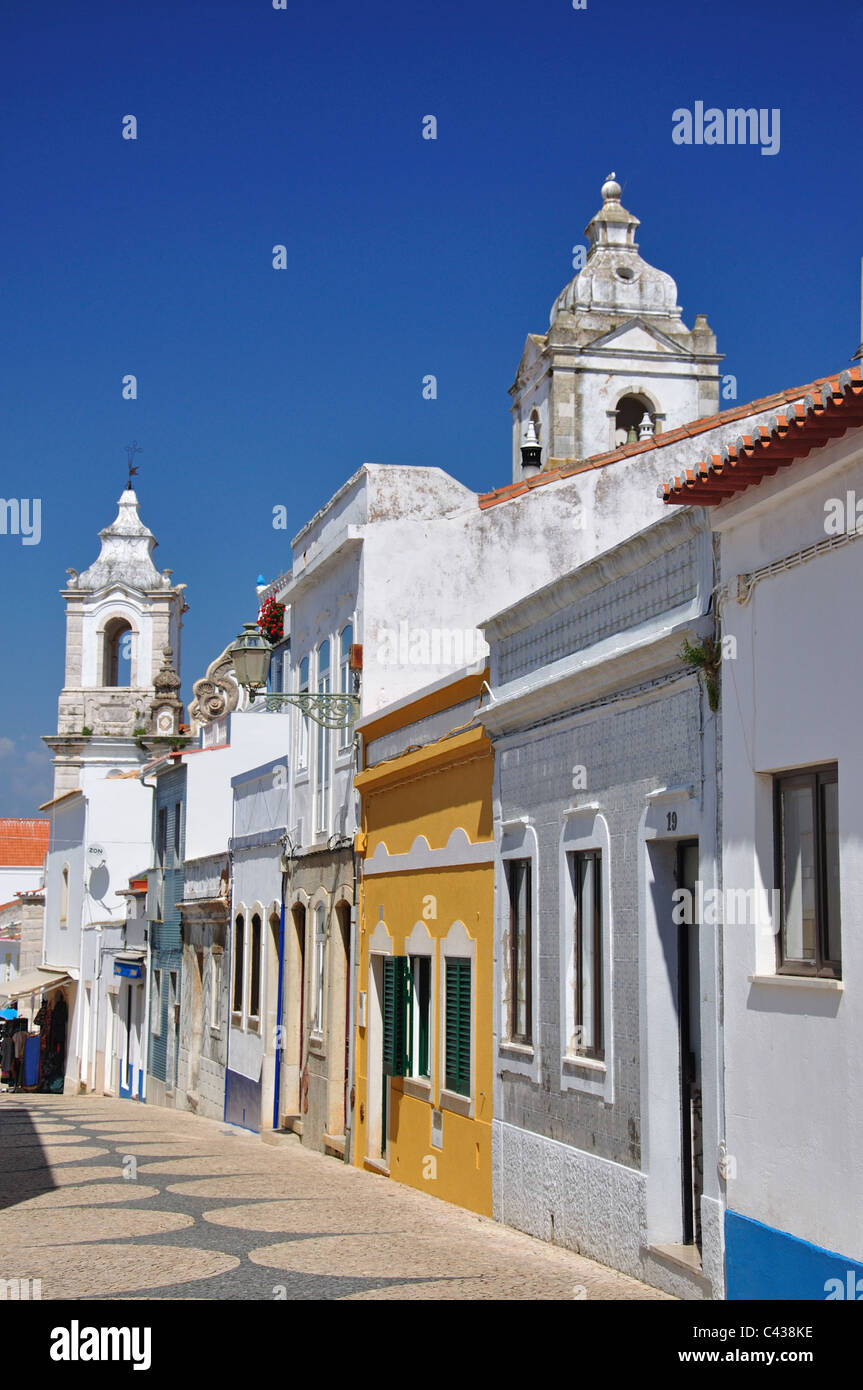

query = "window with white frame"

[151,968,162,1036]
[499,822,538,1068]
[568,849,603,1059]
[504,858,532,1045]
[439,920,476,1108]
[410,954,432,1080]
[775,764,841,978]
[312,904,326,1034]
[210,950,222,1030]
[559,810,612,1091]
[232,913,245,1018]
[297,656,310,772]
[339,623,353,751]
[248,912,262,1025]
[60,864,69,926]
[315,640,332,835]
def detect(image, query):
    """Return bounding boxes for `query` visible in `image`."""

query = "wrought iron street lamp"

[229,623,360,731]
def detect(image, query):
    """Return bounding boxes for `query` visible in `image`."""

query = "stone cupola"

[509,175,723,480]
[51,489,187,747]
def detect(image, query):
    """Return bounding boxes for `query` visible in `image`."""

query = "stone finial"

[154,645,181,695]
[150,645,184,735]
[601,172,621,202]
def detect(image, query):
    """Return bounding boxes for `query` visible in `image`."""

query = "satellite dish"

[87,844,106,868]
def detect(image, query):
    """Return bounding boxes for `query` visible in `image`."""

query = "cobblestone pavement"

[0,1093,672,1301]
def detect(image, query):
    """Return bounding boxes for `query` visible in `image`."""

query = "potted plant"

[258,595,285,644]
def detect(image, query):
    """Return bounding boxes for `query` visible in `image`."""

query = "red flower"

[257,598,285,643]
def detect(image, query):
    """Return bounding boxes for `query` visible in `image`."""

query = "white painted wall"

[43,797,87,972]
[0,865,44,902]
[716,426,863,1260]
[183,711,285,863]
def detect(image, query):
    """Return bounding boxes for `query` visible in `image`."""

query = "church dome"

[550,174,682,327]
[74,490,173,593]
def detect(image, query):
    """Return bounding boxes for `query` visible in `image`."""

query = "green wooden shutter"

[445,958,471,1095]
[382,956,411,1077]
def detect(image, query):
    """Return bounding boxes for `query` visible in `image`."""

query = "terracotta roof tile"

[662,368,863,506]
[479,371,857,509]
[0,818,50,867]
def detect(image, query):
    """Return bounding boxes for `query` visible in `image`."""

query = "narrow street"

[0,1094,670,1301]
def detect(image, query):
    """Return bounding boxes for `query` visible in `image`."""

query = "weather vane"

[124,441,142,489]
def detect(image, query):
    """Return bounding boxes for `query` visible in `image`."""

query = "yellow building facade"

[353,670,494,1217]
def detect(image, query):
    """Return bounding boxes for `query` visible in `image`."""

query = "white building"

[37,487,187,1094]
[176,702,283,1122]
[663,366,863,1298]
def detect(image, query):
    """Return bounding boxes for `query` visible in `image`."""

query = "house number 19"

[666,811,678,832]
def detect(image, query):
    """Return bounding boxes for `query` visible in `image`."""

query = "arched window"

[316,641,332,835]
[232,913,245,1017]
[614,394,656,448]
[339,625,353,696]
[103,618,133,687]
[248,912,262,1022]
[529,407,542,442]
[297,656,310,772]
[339,624,354,752]
[60,864,70,926]
[313,904,327,1034]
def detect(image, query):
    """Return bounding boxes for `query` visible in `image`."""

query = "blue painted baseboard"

[726,1210,863,1300]
[224,1068,261,1133]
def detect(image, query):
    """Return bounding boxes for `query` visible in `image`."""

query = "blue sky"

[1,0,861,814]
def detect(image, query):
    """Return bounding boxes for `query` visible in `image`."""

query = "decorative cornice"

[188,643,243,729]
[363,827,494,877]
[480,616,711,738]
[483,509,706,644]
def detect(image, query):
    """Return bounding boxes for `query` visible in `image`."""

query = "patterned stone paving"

[0,1093,672,1301]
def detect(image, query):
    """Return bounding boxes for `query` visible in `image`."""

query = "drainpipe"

[139,769,158,1105]
[343,730,363,1167]
[273,859,287,1131]
[224,841,233,1125]
[141,915,151,1103]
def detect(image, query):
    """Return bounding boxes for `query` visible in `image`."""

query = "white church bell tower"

[510,175,723,481]
[45,488,187,795]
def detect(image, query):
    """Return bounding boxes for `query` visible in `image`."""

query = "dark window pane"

[412,955,431,1079]
[233,916,244,1012]
[506,859,532,1043]
[570,850,603,1059]
[250,914,262,1017]
[780,783,816,961]
[822,778,841,964]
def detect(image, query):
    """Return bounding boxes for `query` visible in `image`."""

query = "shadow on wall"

[88,865,111,905]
